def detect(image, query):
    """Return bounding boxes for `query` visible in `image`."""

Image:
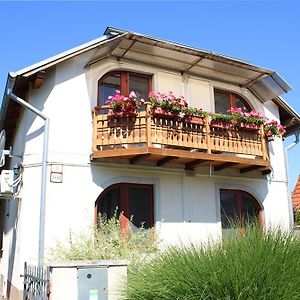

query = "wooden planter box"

[238,122,260,131]
[184,116,205,125]
[210,121,231,129]
[107,109,137,119]
[152,107,179,119]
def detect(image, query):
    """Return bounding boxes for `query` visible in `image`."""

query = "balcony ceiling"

[92,146,271,175]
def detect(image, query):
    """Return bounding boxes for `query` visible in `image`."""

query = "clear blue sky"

[0,1,299,189]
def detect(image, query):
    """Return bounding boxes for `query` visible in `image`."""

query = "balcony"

[92,104,271,174]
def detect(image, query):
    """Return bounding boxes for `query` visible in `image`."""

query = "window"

[214,89,252,114]
[98,71,152,105]
[95,183,154,230]
[220,189,261,229]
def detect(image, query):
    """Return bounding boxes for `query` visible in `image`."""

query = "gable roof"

[1,26,300,143]
[292,175,300,209]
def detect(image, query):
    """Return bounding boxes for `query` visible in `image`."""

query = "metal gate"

[22,262,50,300]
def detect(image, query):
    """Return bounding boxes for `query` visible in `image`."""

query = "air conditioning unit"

[0,170,14,195]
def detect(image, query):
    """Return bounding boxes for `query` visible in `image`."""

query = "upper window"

[214,89,252,114]
[98,71,152,105]
[220,189,261,229]
[95,183,154,230]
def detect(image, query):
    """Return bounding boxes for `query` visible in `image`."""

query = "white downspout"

[285,131,300,229]
[6,87,49,269]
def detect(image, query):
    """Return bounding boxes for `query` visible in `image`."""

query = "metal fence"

[22,262,50,300]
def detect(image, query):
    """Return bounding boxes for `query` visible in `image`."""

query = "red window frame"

[220,189,262,227]
[94,183,154,231]
[97,71,152,106]
[214,89,252,112]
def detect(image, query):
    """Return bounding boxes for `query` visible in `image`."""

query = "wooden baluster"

[146,104,152,148]
[92,108,98,152]
[206,116,211,154]
[260,124,268,160]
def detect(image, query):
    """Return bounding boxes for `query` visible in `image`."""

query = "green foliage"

[294,207,300,225]
[126,225,300,300]
[211,113,233,123]
[50,216,158,267]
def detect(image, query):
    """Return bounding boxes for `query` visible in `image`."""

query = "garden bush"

[50,215,158,267]
[126,225,300,300]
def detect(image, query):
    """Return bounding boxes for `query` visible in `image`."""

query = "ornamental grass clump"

[126,225,300,300]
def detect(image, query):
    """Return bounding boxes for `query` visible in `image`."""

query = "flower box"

[237,122,261,131]
[108,109,137,119]
[210,121,231,129]
[184,116,205,125]
[152,107,179,119]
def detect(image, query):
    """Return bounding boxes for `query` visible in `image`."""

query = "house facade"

[0,27,300,299]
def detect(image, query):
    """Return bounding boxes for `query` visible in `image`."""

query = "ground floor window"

[220,189,262,228]
[95,183,154,230]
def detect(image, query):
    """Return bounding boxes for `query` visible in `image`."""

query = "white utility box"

[49,260,128,300]
[0,170,14,195]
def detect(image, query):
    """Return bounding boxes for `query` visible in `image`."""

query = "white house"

[0,26,300,299]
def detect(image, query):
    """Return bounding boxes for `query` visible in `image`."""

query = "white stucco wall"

[0,55,291,297]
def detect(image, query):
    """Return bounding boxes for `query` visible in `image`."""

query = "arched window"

[220,189,262,229]
[95,183,154,230]
[214,89,252,114]
[98,71,152,105]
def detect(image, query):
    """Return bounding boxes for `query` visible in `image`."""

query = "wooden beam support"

[262,169,272,175]
[185,159,205,170]
[156,156,179,167]
[214,162,238,172]
[240,165,263,174]
[129,153,151,164]
[32,71,45,89]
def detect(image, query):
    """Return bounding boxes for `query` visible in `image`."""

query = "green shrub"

[293,207,300,225]
[50,216,158,267]
[126,225,300,300]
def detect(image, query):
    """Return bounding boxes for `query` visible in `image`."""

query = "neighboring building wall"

[292,175,300,209]
[0,54,291,298]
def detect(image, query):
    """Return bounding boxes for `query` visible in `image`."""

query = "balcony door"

[220,189,262,235]
[98,71,152,106]
[95,183,154,230]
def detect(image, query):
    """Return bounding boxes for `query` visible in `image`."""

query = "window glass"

[99,73,121,105]
[214,89,251,113]
[129,74,150,101]
[236,97,250,112]
[220,190,260,229]
[99,187,121,222]
[214,90,231,114]
[220,191,238,228]
[242,193,259,223]
[128,186,152,229]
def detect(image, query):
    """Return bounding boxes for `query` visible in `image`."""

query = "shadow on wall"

[90,164,224,225]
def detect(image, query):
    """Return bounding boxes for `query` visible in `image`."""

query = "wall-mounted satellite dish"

[0,130,10,168]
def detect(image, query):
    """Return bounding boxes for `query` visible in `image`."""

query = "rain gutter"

[285,131,300,229]
[6,74,49,269]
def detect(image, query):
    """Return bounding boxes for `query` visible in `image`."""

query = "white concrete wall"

[0,54,290,298]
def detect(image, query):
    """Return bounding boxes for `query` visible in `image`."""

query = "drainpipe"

[6,83,49,269]
[285,131,300,229]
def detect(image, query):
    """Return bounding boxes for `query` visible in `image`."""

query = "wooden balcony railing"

[92,104,270,174]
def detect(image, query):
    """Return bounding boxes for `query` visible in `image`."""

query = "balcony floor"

[91,146,271,174]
